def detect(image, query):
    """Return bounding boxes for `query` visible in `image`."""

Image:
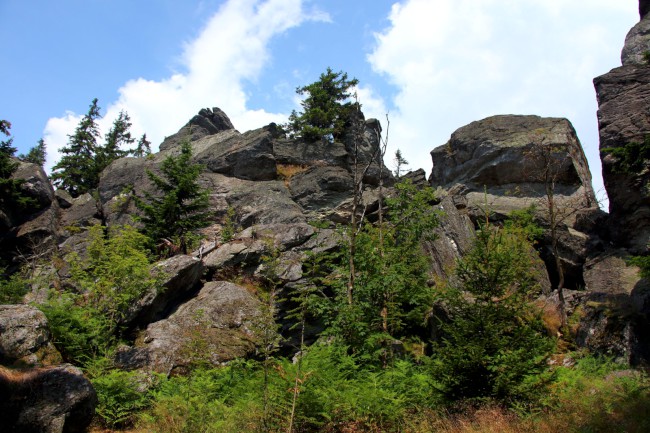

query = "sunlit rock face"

[428,114,596,223]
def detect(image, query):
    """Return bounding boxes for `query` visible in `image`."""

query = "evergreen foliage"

[286,68,359,142]
[393,149,409,177]
[96,110,133,172]
[433,222,554,406]
[51,98,102,197]
[52,100,140,197]
[316,180,439,363]
[0,119,37,211]
[0,267,29,303]
[134,141,211,254]
[134,133,152,158]
[19,138,47,166]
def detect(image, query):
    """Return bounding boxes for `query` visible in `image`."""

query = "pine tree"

[286,68,359,142]
[133,133,151,158]
[134,141,211,254]
[97,110,133,172]
[51,98,102,197]
[0,120,36,212]
[20,138,47,166]
[393,149,409,177]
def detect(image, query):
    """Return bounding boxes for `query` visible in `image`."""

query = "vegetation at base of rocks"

[629,254,650,279]
[285,67,359,142]
[90,366,161,430]
[432,222,555,407]
[134,140,212,255]
[39,224,164,364]
[311,180,440,364]
[220,206,238,243]
[0,267,29,303]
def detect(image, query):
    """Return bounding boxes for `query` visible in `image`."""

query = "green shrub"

[93,369,159,429]
[0,268,29,304]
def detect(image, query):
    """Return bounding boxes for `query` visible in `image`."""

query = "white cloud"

[368,0,638,207]
[44,0,329,172]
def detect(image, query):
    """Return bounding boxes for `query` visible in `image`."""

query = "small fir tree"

[134,141,211,254]
[133,133,151,158]
[433,222,554,406]
[286,67,359,142]
[393,149,409,177]
[20,138,47,166]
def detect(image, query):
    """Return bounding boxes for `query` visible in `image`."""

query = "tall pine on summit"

[286,68,359,142]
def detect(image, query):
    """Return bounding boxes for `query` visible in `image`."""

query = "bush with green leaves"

[40,224,163,364]
[432,222,555,407]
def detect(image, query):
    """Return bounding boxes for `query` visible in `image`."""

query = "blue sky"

[0,0,640,207]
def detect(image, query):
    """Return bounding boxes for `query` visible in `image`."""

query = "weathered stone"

[289,166,353,211]
[622,14,650,66]
[0,364,97,433]
[159,107,235,151]
[429,115,596,222]
[59,193,101,230]
[13,161,54,210]
[192,126,277,181]
[401,168,428,189]
[423,196,476,279]
[576,252,650,364]
[124,255,205,328]
[594,65,650,252]
[116,281,266,373]
[274,138,349,168]
[0,305,61,366]
[54,189,73,209]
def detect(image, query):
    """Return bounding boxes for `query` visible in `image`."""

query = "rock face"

[0,305,61,366]
[429,115,596,222]
[0,364,97,433]
[577,252,650,364]
[159,107,235,151]
[116,281,267,374]
[594,65,650,253]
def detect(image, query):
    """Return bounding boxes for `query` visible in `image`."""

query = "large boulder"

[13,161,54,211]
[159,107,235,151]
[0,364,97,433]
[429,115,596,223]
[115,281,267,374]
[123,255,205,329]
[594,65,650,252]
[289,166,354,212]
[0,305,61,366]
[642,0,650,20]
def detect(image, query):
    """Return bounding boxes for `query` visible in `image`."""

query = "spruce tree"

[51,98,102,197]
[134,141,211,254]
[433,222,554,405]
[133,133,151,158]
[20,138,47,166]
[286,68,359,142]
[97,110,133,173]
[0,120,36,212]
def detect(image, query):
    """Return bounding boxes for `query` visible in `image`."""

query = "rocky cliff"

[1,5,650,428]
